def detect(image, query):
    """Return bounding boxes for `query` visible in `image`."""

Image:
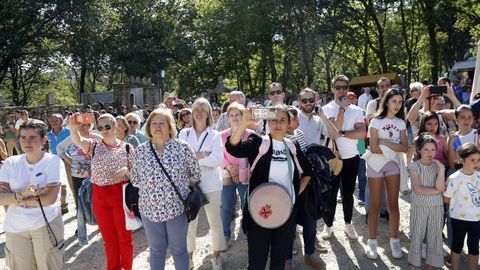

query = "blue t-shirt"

[47,128,70,155]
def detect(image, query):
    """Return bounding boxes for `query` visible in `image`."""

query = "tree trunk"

[421,0,439,83]
[79,58,87,94]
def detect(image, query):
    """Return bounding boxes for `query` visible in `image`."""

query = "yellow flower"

[459,181,464,185]
[460,213,466,218]
[464,196,469,201]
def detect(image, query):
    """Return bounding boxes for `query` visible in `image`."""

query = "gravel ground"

[0,188,477,269]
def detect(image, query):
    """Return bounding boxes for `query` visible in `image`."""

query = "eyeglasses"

[128,120,138,125]
[301,98,315,104]
[97,125,112,132]
[181,112,191,117]
[334,85,349,91]
[269,90,283,96]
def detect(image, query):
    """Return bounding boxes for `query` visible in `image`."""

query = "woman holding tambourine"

[225,104,313,270]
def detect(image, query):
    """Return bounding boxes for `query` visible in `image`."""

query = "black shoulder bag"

[149,141,208,222]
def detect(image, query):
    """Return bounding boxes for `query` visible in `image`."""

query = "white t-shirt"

[323,101,365,159]
[269,139,295,204]
[0,153,67,233]
[369,117,406,143]
[358,93,372,111]
[444,170,480,221]
[366,99,378,117]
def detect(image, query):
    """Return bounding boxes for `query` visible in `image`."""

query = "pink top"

[221,129,254,170]
[434,134,445,162]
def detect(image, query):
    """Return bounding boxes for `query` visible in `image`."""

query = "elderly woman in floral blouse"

[131,109,200,270]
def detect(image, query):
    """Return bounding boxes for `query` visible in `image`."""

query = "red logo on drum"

[258,204,273,219]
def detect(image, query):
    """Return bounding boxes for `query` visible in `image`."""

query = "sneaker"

[304,255,325,270]
[344,224,358,240]
[189,258,194,270]
[321,225,333,239]
[61,207,69,215]
[211,257,223,270]
[337,196,343,203]
[390,238,403,259]
[315,237,328,253]
[421,242,426,259]
[365,239,378,260]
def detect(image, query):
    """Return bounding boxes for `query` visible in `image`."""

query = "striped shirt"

[285,129,308,153]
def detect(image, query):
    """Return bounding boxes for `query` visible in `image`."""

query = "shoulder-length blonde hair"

[145,109,177,139]
[177,108,192,129]
[191,98,214,128]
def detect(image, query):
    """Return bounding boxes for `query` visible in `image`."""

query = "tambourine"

[248,182,293,229]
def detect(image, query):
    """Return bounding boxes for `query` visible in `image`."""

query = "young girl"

[444,143,480,270]
[447,105,477,172]
[407,133,445,269]
[365,88,408,259]
[418,111,447,166]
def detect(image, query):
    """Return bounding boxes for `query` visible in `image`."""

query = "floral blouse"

[131,139,201,222]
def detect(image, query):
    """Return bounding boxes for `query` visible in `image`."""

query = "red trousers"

[92,181,133,270]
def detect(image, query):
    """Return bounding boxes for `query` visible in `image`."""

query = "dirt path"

[0,189,475,269]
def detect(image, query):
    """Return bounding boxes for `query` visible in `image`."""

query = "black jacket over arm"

[225,133,313,232]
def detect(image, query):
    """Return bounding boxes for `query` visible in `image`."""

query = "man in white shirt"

[321,75,366,241]
[357,87,372,110]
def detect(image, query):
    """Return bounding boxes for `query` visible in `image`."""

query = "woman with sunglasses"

[69,113,134,270]
[177,108,193,131]
[116,116,140,149]
[125,113,148,143]
[226,104,313,270]
[0,119,67,270]
[178,98,225,270]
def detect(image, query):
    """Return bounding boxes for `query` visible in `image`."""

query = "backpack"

[303,144,335,220]
[250,136,303,177]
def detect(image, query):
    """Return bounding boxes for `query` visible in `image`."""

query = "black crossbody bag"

[149,140,208,222]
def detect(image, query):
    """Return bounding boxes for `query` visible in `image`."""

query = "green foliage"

[0,0,478,106]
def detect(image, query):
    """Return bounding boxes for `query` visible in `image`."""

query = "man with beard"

[294,88,338,264]
[321,75,366,241]
[297,88,333,145]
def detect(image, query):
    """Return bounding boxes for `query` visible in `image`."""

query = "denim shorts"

[367,161,400,178]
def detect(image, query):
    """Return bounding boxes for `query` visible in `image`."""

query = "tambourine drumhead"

[248,182,293,229]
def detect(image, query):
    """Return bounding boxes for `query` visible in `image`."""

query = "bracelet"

[339,108,346,112]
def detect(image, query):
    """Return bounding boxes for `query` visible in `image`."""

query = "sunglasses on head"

[334,85,349,91]
[301,98,315,104]
[97,125,112,132]
[128,120,138,125]
[269,90,282,96]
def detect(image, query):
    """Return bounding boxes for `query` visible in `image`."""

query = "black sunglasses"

[301,98,315,104]
[334,85,349,91]
[128,120,138,125]
[97,125,112,132]
[181,112,191,117]
[269,90,282,96]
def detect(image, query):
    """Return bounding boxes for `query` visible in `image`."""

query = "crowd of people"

[0,75,479,270]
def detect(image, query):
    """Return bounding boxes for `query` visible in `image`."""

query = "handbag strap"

[325,137,338,152]
[197,132,209,152]
[36,196,59,247]
[149,141,187,207]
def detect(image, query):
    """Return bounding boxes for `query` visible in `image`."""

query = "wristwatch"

[340,130,346,137]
